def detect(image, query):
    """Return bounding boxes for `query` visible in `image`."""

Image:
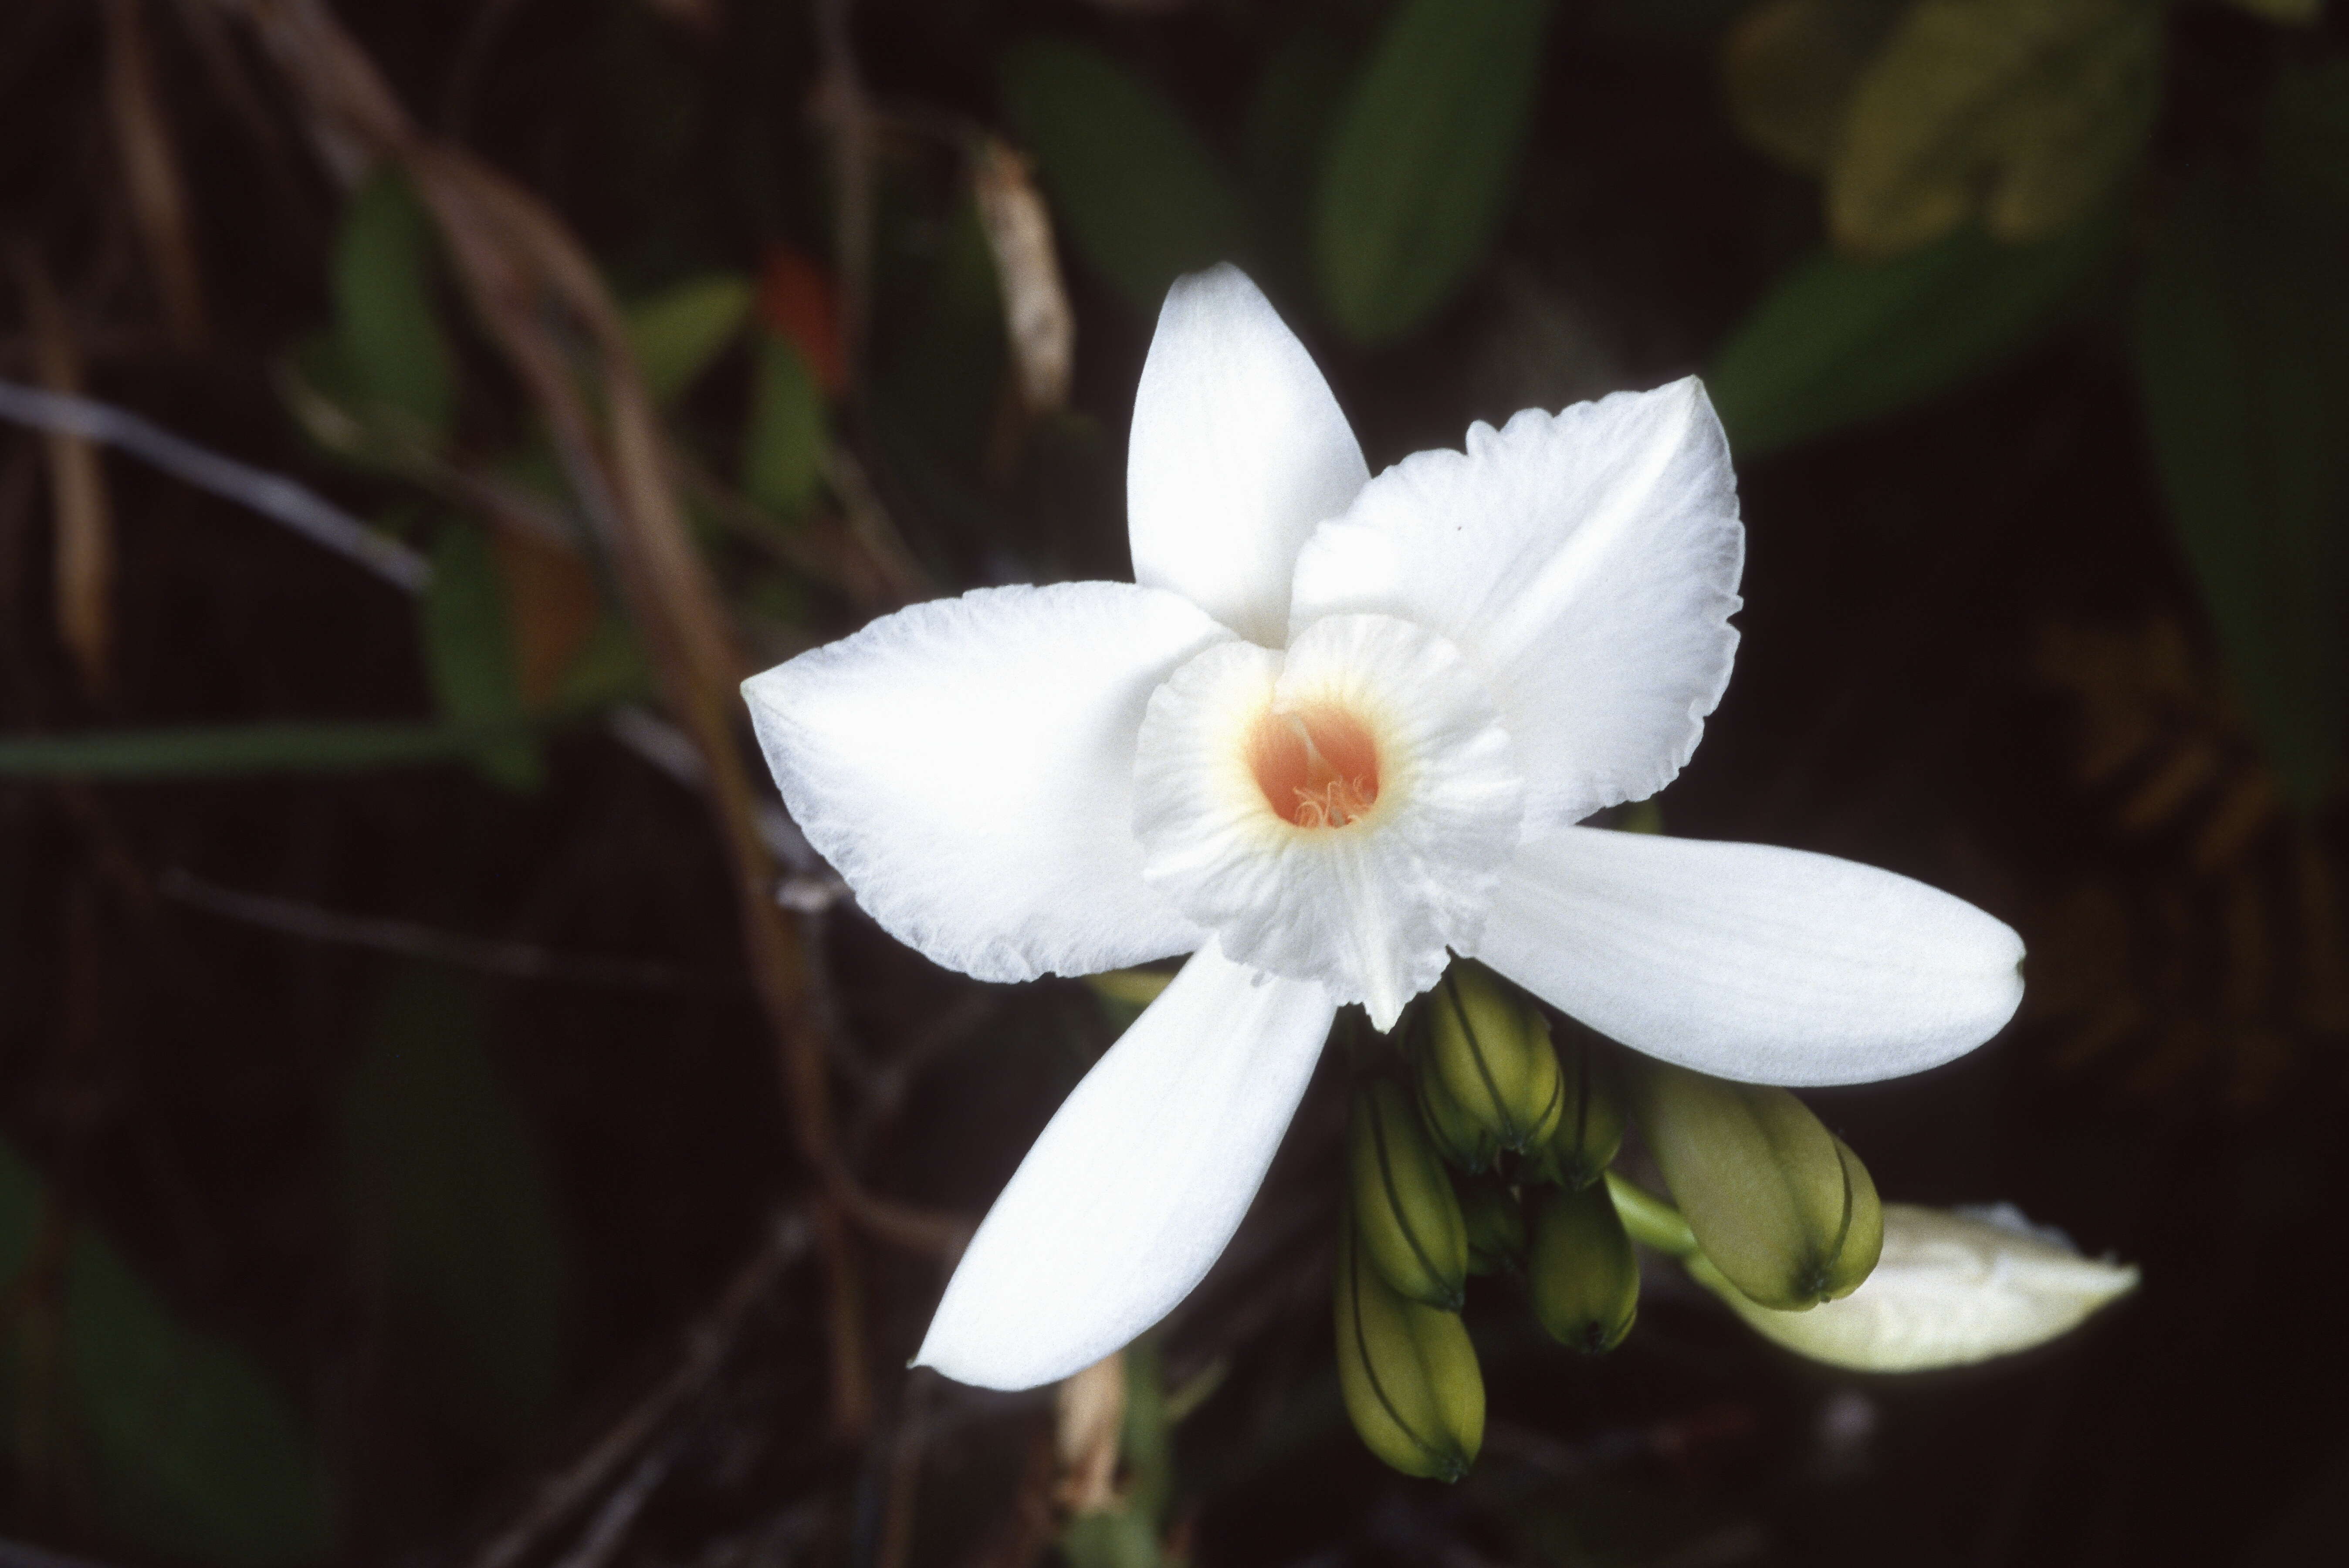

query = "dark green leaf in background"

[420,521,542,791]
[1244,31,1353,304]
[1000,40,1249,314]
[1707,212,2116,456]
[343,968,566,1443]
[1828,0,2161,257]
[2264,58,2349,216]
[331,172,458,445]
[1313,0,1552,345]
[744,328,827,517]
[0,1140,333,1564]
[2132,173,2349,808]
[626,273,755,405]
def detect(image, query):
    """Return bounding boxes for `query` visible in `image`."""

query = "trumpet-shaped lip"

[1249,703,1382,828]
[1134,614,1525,1031]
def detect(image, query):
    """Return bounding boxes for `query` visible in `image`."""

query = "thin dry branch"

[103,0,209,348]
[0,375,429,590]
[210,0,968,1437]
[473,1211,811,1568]
[10,257,115,697]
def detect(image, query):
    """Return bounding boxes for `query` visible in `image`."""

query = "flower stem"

[1604,1171,1696,1258]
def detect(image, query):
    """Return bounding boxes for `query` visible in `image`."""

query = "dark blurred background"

[2,1,2346,1565]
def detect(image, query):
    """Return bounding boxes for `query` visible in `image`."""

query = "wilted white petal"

[742,583,1225,983]
[1290,378,1742,830]
[914,941,1337,1390]
[1128,265,1369,647]
[1706,1203,2139,1372]
[1134,614,1523,1030]
[1470,827,2024,1085]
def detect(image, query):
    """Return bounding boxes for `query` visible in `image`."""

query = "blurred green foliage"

[2133,171,2349,808]
[420,522,542,792]
[1001,40,1248,313]
[342,968,566,1445]
[744,330,828,517]
[1313,0,1551,343]
[0,1143,332,1563]
[1708,213,2117,455]
[625,273,755,406]
[328,173,457,450]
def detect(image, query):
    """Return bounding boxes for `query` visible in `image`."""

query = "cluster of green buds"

[1335,960,1889,1480]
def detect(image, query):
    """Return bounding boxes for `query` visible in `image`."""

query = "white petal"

[1128,266,1369,648]
[1706,1203,2139,1372]
[1290,378,1743,830]
[741,583,1225,983]
[1132,615,1523,1030]
[1471,827,2024,1085]
[914,941,1337,1390]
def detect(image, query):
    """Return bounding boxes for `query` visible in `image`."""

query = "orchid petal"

[742,583,1226,983]
[1290,378,1743,830]
[1471,827,2024,1085]
[914,941,1337,1390]
[1707,1203,2139,1372]
[1129,265,1369,647]
[1134,615,1524,1030]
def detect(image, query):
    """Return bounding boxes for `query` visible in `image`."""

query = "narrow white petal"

[1708,1203,2139,1372]
[1128,266,1369,647]
[1290,378,1743,830]
[1471,828,2024,1085]
[742,583,1225,983]
[1133,615,1523,1030]
[914,942,1337,1390]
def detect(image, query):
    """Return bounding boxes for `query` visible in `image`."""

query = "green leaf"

[0,1140,333,1565]
[626,274,755,404]
[420,521,542,791]
[2132,175,2349,807]
[344,969,566,1442]
[1828,0,2162,257]
[1313,0,1551,345]
[2264,58,2349,215]
[743,329,828,517]
[0,717,544,778]
[1707,213,2116,455]
[1000,39,1248,313]
[332,172,457,444]
[1244,31,1353,301]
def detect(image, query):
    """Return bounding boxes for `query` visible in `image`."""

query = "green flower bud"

[1426,963,1564,1155]
[1527,1180,1639,1354]
[1349,1080,1469,1308]
[1527,1021,1624,1190]
[1334,1212,1483,1481]
[1456,1176,1527,1275]
[1631,1060,1884,1311]
[1414,1049,1499,1174]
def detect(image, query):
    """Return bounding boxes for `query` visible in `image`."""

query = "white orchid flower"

[741,265,2025,1392]
[1703,1203,2139,1372]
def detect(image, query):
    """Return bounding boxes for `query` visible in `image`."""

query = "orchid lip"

[1249,702,1382,828]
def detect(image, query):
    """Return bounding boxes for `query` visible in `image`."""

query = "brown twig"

[810,0,873,387]
[212,0,973,1437]
[161,868,693,989]
[874,1370,936,1568]
[11,253,115,699]
[102,0,209,349]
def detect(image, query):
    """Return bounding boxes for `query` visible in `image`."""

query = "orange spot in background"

[1249,704,1380,828]
[757,244,848,394]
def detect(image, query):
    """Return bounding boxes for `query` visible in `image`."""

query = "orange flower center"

[1248,703,1381,828]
